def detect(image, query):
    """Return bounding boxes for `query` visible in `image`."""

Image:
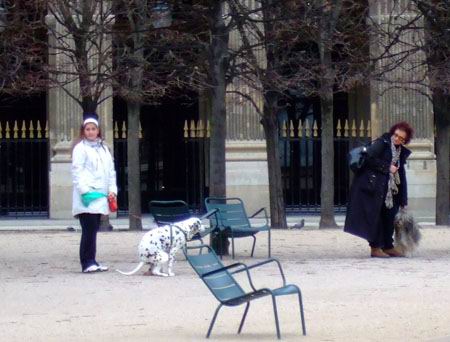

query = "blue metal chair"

[149,200,214,244]
[184,244,306,339]
[205,197,271,259]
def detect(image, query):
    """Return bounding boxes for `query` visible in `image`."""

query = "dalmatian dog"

[116,217,204,277]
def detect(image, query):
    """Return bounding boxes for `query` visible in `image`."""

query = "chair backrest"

[185,245,245,303]
[149,200,191,225]
[205,197,251,230]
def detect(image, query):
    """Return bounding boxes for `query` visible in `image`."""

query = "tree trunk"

[208,2,227,198]
[262,106,287,229]
[434,93,450,225]
[319,50,338,228]
[81,97,97,114]
[208,1,229,254]
[127,100,142,230]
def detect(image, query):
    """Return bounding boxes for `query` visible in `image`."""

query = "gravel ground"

[1,227,450,342]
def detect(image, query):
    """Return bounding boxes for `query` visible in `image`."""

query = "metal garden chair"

[204,197,271,259]
[149,200,215,244]
[184,244,306,339]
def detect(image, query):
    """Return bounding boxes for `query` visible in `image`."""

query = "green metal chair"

[205,197,271,259]
[184,244,306,339]
[149,200,214,244]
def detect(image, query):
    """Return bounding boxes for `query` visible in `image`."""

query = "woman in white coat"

[72,113,117,273]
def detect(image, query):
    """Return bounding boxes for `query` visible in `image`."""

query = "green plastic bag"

[81,192,107,207]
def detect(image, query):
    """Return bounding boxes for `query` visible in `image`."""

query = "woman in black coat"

[344,122,414,258]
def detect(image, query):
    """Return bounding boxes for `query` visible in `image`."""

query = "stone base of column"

[49,141,74,219]
[226,141,270,215]
[405,139,436,220]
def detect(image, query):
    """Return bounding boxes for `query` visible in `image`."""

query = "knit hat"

[83,112,99,127]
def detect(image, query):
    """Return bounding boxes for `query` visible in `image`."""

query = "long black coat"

[344,133,411,241]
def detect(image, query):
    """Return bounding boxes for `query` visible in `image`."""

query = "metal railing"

[0,120,49,217]
[280,118,372,213]
[113,119,209,215]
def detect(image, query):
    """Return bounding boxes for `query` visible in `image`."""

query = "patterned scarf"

[385,135,401,209]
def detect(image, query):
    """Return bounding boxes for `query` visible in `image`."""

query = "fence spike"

[351,119,357,137]
[336,119,342,137]
[5,121,10,139]
[313,120,318,137]
[21,120,26,138]
[37,121,42,138]
[45,121,49,138]
[121,121,127,138]
[29,121,35,138]
[305,120,311,137]
[139,121,143,139]
[13,120,18,139]
[289,120,294,137]
[297,120,303,137]
[281,120,287,137]
[343,119,349,137]
[183,120,188,138]
[197,119,204,138]
[367,120,371,138]
[114,121,119,139]
[359,120,365,137]
[190,120,196,138]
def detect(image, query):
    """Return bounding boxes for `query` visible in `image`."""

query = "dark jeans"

[79,213,101,271]
[369,197,400,249]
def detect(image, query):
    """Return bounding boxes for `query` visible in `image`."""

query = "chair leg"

[297,291,307,335]
[231,234,235,259]
[207,304,223,338]
[271,296,281,339]
[250,235,256,257]
[238,302,250,334]
[268,229,271,258]
[199,238,204,255]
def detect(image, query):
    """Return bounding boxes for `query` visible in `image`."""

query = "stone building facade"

[0,1,437,220]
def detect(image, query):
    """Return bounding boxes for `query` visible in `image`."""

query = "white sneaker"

[83,264,100,273]
[96,264,109,272]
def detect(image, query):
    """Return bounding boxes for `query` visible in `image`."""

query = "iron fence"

[0,120,49,217]
[113,120,209,215]
[280,118,371,213]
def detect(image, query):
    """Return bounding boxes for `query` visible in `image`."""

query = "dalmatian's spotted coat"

[116,217,204,277]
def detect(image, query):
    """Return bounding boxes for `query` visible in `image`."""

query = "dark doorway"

[279,92,350,213]
[113,94,208,214]
[0,93,48,217]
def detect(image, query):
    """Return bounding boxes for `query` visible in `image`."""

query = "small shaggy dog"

[393,209,422,256]
[116,217,205,277]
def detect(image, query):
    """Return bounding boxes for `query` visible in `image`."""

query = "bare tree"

[0,1,47,93]
[370,0,449,225]
[46,0,117,112]
[226,0,370,228]
[416,0,450,225]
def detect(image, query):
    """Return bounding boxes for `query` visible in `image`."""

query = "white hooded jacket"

[72,139,118,217]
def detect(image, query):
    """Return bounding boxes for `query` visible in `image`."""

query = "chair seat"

[272,284,299,296]
[224,289,271,306]
[228,225,270,237]
[224,285,299,306]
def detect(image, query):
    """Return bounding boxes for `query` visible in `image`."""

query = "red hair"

[389,121,414,144]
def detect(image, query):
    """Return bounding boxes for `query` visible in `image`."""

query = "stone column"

[46,15,113,219]
[225,3,270,213]
[369,0,436,218]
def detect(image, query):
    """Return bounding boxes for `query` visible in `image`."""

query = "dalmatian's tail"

[116,262,145,275]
